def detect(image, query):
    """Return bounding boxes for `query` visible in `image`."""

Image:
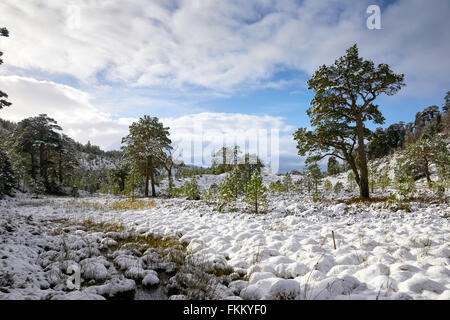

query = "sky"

[0,0,449,172]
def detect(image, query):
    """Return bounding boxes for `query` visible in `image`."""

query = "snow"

[142,271,160,287]
[86,278,136,299]
[0,186,449,300]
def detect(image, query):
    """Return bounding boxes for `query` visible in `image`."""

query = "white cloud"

[0,76,299,172]
[0,0,448,95]
[0,76,131,149]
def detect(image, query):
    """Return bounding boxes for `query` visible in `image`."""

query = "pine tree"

[0,146,14,197]
[11,114,62,192]
[304,163,322,194]
[0,26,14,197]
[333,181,344,194]
[184,176,201,200]
[444,91,450,113]
[401,134,449,187]
[245,170,268,214]
[0,27,11,110]
[203,183,218,205]
[282,172,294,192]
[294,179,304,194]
[394,158,415,199]
[294,44,405,198]
[377,166,391,192]
[323,180,332,192]
[269,180,283,193]
[217,170,240,212]
[327,157,340,175]
[124,161,143,200]
[442,91,450,136]
[121,116,172,197]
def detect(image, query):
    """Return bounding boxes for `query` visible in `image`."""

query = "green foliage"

[217,170,240,212]
[377,166,391,192]
[294,44,404,198]
[245,170,268,214]
[282,173,294,192]
[368,123,407,159]
[394,158,416,199]
[269,180,284,193]
[203,183,218,206]
[0,27,11,110]
[124,164,144,199]
[110,162,129,195]
[8,114,84,194]
[387,193,397,203]
[327,157,340,175]
[29,176,46,196]
[169,185,185,198]
[368,161,377,193]
[323,180,332,192]
[431,182,445,199]
[293,179,304,194]
[121,115,172,197]
[184,176,201,200]
[304,163,322,194]
[346,172,358,192]
[311,192,319,202]
[0,145,14,197]
[333,181,344,194]
[70,185,79,198]
[401,134,449,186]
[218,167,243,201]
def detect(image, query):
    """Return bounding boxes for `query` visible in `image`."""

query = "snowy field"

[1,190,449,300]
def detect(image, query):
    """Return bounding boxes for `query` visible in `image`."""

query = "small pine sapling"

[323,180,332,192]
[333,181,343,194]
[282,173,294,193]
[184,176,201,200]
[245,171,268,214]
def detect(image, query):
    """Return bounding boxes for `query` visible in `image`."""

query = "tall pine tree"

[0,27,14,198]
[294,44,404,198]
[121,116,172,197]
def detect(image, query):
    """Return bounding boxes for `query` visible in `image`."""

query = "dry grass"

[109,199,157,211]
[67,198,157,211]
[77,219,126,233]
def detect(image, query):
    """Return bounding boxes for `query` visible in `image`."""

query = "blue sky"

[0,0,449,172]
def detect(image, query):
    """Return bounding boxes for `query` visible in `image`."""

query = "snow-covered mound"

[1,194,448,300]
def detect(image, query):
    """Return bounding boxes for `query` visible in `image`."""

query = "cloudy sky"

[0,0,449,172]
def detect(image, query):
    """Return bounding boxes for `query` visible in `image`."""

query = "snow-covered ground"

[1,192,449,300]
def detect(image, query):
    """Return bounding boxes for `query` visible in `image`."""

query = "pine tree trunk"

[58,150,63,184]
[255,188,258,214]
[145,165,149,197]
[356,118,370,198]
[30,152,36,180]
[344,152,361,187]
[39,145,48,185]
[167,167,173,191]
[149,157,156,197]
